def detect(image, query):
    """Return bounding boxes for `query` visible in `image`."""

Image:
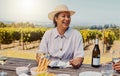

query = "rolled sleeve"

[37,30,50,53]
[74,33,84,58]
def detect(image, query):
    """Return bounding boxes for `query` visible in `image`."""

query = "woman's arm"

[70,31,84,68]
[69,57,84,69]
[36,30,51,64]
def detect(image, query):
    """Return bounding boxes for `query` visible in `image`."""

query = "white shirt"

[37,27,84,62]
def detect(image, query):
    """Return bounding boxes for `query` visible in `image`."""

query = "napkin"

[48,61,72,68]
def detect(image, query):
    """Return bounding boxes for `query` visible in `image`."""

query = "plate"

[18,73,29,76]
[56,74,70,76]
[79,71,102,76]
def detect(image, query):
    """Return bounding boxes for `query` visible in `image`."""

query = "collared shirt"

[37,27,84,62]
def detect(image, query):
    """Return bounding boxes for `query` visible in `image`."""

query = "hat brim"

[48,10,75,20]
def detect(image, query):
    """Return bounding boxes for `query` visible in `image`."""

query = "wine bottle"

[91,35,100,67]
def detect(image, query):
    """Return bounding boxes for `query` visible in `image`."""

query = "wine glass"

[111,50,120,64]
[110,50,120,73]
[0,50,8,76]
[101,62,113,76]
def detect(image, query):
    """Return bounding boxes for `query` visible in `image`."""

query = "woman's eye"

[67,16,70,18]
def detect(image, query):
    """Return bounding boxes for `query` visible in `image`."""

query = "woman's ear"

[55,17,58,22]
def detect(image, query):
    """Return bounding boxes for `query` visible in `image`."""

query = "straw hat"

[48,4,75,20]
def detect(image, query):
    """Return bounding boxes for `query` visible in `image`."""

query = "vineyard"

[0,27,119,51]
[0,27,47,50]
[0,27,120,64]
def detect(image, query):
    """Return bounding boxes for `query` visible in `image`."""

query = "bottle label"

[95,39,99,44]
[93,58,100,65]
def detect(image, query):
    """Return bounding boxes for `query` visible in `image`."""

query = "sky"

[0,0,120,26]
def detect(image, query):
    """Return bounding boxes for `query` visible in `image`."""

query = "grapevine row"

[0,28,117,50]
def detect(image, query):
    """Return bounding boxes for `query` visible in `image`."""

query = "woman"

[36,4,84,68]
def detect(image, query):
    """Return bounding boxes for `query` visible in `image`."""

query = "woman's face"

[55,11,71,30]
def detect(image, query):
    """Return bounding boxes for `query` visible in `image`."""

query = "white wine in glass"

[112,50,120,64]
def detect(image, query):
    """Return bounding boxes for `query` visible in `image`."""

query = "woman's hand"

[36,53,40,64]
[69,57,84,69]
[113,61,120,72]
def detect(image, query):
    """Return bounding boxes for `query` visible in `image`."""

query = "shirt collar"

[53,27,71,39]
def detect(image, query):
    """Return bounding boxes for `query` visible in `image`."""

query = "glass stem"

[1,62,7,76]
[1,63,4,73]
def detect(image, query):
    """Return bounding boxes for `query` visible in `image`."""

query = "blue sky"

[0,0,120,26]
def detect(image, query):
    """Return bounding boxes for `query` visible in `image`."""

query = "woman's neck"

[57,27,68,36]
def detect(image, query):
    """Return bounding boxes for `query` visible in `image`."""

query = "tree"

[0,22,6,27]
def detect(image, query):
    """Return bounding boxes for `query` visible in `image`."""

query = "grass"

[1,50,36,60]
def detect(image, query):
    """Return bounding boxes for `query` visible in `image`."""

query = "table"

[0,57,119,76]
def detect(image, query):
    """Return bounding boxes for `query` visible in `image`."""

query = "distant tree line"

[0,21,39,28]
[90,24,120,30]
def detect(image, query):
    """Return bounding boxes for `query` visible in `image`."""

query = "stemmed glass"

[101,62,113,76]
[0,50,8,76]
[111,50,120,64]
[111,50,120,73]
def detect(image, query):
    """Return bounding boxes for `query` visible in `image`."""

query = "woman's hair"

[53,12,60,27]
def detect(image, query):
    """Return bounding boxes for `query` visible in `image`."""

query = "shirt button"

[60,58,62,60]
[60,48,62,51]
